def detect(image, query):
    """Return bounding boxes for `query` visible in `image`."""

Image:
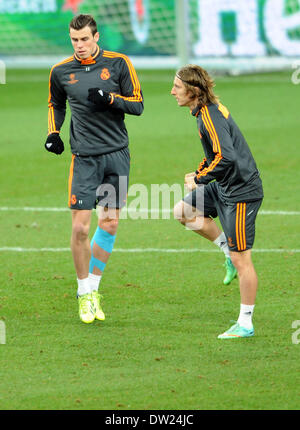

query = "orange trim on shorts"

[68,155,75,208]
[236,203,247,251]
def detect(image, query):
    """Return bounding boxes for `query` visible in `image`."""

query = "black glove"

[88,88,111,108]
[45,133,64,155]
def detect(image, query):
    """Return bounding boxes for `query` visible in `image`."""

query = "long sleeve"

[48,67,67,134]
[195,157,208,174]
[108,55,144,116]
[195,106,235,185]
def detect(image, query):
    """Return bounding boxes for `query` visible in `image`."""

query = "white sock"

[77,277,90,296]
[237,304,255,329]
[88,273,102,292]
[213,232,230,258]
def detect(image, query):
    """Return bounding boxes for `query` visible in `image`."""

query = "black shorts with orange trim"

[68,147,130,210]
[183,181,263,252]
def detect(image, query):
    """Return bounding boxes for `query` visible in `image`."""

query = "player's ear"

[94,32,100,43]
[190,87,200,100]
[188,89,196,100]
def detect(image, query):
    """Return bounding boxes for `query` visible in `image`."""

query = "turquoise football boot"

[218,322,254,339]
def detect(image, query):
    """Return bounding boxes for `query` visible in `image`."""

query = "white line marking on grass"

[115,248,300,253]
[0,247,71,252]
[260,210,300,215]
[0,207,299,215]
[0,207,69,212]
[0,247,299,253]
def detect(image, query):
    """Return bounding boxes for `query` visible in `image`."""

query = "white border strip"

[0,247,299,253]
[3,55,299,72]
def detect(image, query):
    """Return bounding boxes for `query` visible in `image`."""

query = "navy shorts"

[183,181,263,252]
[68,147,130,210]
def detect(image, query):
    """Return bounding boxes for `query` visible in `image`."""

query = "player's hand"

[45,133,64,155]
[185,171,196,181]
[88,88,111,107]
[184,174,197,191]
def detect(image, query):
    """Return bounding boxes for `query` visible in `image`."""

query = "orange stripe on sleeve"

[102,51,142,102]
[201,108,215,149]
[202,106,221,153]
[195,106,223,180]
[48,109,51,133]
[52,107,56,132]
[197,158,207,172]
[48,56,73,134]
[48,56,73,105]
[196,154,223,179]
[48,106,56,134]
[48,108,52,133]
[48,107,54,134]
[218,103,230,119]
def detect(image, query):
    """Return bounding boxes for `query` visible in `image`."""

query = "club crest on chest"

[100,68,111,80]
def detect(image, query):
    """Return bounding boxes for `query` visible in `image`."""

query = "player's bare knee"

[72,222,89,242]
[173,201,189,224]
[230,251,251,273]
[173,201,195,224]
[99,217,119,235]
[108,218,119,232]
[229,252,239,266]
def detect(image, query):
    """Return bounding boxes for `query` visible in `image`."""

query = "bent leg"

[89,206,120,276]
[173,200,222,241]
[174,199,236,285]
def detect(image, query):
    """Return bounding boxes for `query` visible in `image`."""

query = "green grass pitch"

[0,69,299,410]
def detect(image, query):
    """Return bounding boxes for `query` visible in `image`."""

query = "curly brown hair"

[176,64,219,108]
